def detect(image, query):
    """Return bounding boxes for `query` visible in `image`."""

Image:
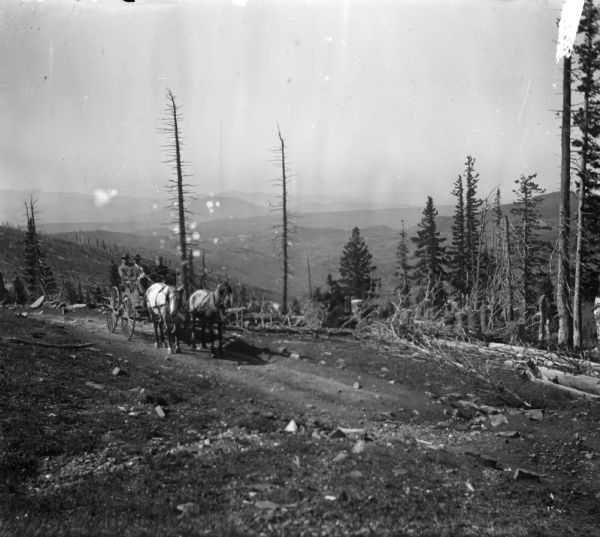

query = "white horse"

[189,282,233,356]
[145,282,184,354]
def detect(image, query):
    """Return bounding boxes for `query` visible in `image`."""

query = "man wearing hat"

[132,254,150,295]
[148,255,170,284]
[118,253,137,293]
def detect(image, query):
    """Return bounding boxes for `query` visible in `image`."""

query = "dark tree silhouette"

[23,198,57,297]
[339,227,375,300]
[395,220,410,299]
[511,174,550,322]
[572,0,600,347]
[411,196,447,307]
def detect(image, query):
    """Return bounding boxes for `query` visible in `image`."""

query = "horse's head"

[167,285,185,323]
[218,282,234,310]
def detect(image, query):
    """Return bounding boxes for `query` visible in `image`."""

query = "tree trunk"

[503,216,514,323]
[277,125,289,315]
[557,56,572,347]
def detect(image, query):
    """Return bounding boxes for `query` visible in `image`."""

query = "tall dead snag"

[270,123,294,314]
[557,55,573,348]
[572,0,600,349]
[161,89,193,299]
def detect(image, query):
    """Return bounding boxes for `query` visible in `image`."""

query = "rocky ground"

[1,306,600,536]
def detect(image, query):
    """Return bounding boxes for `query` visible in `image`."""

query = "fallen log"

[536,365,600,396]
[521,364,600,400]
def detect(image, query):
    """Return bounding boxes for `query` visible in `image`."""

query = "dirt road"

[44,308,443,427]
[3,306,600,536]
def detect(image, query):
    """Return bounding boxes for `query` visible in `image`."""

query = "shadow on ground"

[218,339,272,366]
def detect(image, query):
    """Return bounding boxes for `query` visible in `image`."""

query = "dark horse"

[188,282,233,356]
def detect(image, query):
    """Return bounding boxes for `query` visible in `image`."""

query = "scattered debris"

[284,420,298,433]
[333,451,349,463]
[489,414,509,428]
[513,468,544,481]
[290,352,301,359]
[30,295,45,309]
[176,502,200,516]
[524,409,543,421]
[496,431,520,439]
[255,500,279,510]
[351,439,367,454]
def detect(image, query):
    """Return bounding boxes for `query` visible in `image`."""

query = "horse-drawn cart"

[105,286,148,340]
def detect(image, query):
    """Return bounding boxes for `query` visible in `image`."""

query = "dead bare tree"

[269,123,295,314]
[160,88,194,299]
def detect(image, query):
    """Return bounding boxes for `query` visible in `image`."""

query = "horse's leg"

[201,315,208,351]
[210,318,216,356]
[190,314,197,350]
[151,312,160,349]
[173,318,181,354]
[217,320,224,356]
[158,314,166,349]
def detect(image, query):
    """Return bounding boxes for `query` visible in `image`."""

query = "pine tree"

[449,173,466,297]
[572,0,600,347]
[339,227,375,300]
[493,188,503,227]
[395,220,410,298]
[511,174,550,322]
[411,196,447,307]
[23,198,57,297]
[464,156,482,291]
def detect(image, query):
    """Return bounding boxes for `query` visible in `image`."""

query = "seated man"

[148,255,170,284]
[118,254,137,294]
[133,254,150,295]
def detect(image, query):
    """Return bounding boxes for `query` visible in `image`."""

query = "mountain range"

[0,188,574,300]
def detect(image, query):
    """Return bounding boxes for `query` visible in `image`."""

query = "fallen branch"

[0,337,95,349]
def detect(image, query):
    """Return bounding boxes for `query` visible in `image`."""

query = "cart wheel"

[121,295,136,340]
[108,286,120,310]
[106,309,118,333]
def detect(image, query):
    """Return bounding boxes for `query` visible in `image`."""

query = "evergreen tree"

[449,173,466,296]
[339,227,375,300]
[464,156,482,291]
[493,188,503,227]
[411,196,447,306]
[23,198,57,297]
[572,0,600,346]
[395,220,410,297]
[511,174,550,320]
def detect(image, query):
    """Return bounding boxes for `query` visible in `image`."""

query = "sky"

[0,0,567,208]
